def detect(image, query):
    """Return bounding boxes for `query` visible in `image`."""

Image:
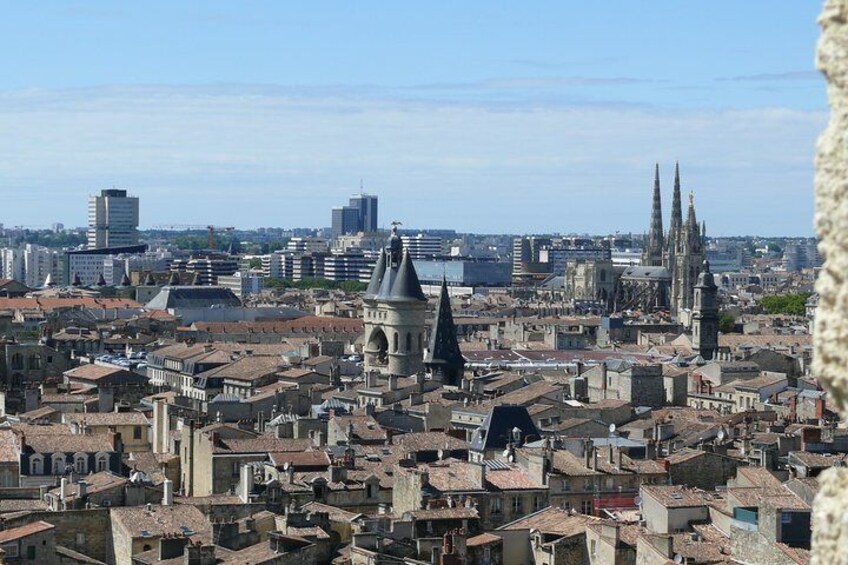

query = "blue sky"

[0,1,826,235]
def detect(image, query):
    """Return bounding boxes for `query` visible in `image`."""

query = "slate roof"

[470,405,541,452]
[146,286,241,309]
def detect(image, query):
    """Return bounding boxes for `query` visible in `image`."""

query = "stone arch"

[367,328,389,366]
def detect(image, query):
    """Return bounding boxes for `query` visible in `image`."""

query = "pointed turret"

[43,273,55,288]
[388,249,427,302]
[168,271,180,286]
[424,278,465,386]
[71,273,82,287]
[120,272,131,286]
[686,192,700,250]
[95,273,107,287]
[143,272,156,286]
[364,249,386,300]
[669,162,683,247]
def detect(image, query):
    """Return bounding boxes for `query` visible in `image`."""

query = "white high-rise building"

[87,189,140,249]
[0,248,24,282]
[400,234,443,260]
[23,245,64,288]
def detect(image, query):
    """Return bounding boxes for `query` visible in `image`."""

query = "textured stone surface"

[812,1,848,563]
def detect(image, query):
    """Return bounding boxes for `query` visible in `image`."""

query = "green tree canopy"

[760,293,811,316]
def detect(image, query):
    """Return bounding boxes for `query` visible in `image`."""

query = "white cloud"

[0,85,825,235]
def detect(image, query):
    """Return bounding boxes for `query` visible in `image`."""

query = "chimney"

[592,446,598,471]
[616,448,623,471]
[388,374,399,391]
[77,480,88,499]
[239,464,254,503]
[257,411,266,433]
[286,465,295,484]
[163,478,173,506]
[583,439,593,468]
[159,535,189,561]
[601,362,608,392]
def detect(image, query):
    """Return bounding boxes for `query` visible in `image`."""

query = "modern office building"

[87,189,140,249]
[330,193,379,237]
[414,259,512,287]
[66,245,147,286]
[401,234,443,260]
[331,206,361,238]
[349,193,378,233]
[218,272,264,299]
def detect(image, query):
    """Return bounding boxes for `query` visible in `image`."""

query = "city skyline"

[0,2,825,235]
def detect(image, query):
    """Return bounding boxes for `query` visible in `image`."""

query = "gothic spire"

[424,277,465,386]
[646,163,664,265]
[670,162,683,245]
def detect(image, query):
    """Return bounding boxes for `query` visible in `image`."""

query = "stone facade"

[812,3,848,561]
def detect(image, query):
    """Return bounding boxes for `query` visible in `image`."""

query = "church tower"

[691,260,718,360]
[423,277,465,386]
[642,164,665,267]
[363,226,428,376]
[672,192,705,315]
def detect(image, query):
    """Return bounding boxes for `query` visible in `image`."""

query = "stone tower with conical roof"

[363,226,428,376]
[423,278,465,386]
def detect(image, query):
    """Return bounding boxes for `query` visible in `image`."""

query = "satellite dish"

[673,554,684,564]
[609,423,617,434]
[717,428,726,442]
[634,496,642,506]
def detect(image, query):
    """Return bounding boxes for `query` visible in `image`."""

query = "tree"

[248,258,262,269]
[719,313,736,334]
[760,293,811,316]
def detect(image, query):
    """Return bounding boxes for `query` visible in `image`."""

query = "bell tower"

[363,225,428,376]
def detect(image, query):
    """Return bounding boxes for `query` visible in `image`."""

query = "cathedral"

[639,163,706,319]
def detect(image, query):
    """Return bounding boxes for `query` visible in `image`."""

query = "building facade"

[87,189,139,249]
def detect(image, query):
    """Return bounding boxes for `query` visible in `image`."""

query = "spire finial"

[689,191,695,206]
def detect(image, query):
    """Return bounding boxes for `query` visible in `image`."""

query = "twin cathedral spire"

[642,163,706,317]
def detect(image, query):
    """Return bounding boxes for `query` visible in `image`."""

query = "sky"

[0,2,827,236]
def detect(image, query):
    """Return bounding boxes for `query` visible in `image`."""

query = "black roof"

[470,405,540,452]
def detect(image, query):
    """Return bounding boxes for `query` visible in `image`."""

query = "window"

[28,354,42,370]
[581,500,593,514]
[30,455,43,475]
[2,544,17,558]
[584,479,593,491]
[74,455,87,474]
[590,540,597,557]
[76,533,86,546]
[491,497,502,515]
[563,480,571,492]
[406,332,412,352]
[393,333,399,353]
[53,455,66,474]
[27,545,35,559]
[133,426,142,440]
[96,454,108,472]
[534,496,543,511]
[512,496,522,514]
[11,353,23,370]
[232,461,241,477]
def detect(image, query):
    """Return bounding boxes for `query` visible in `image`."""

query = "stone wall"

[811,1,848,562]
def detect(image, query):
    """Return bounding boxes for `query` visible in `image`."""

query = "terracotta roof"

[25,433,115,454]
[0,521,54,543]
[498,506,601,536]
[268,451,331,469]
[111,504,209,538]
[0,429,19,463]
[392,432,469,453]
[467,532,502,547]
[0,297,140,312]
[64,411,149,427]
